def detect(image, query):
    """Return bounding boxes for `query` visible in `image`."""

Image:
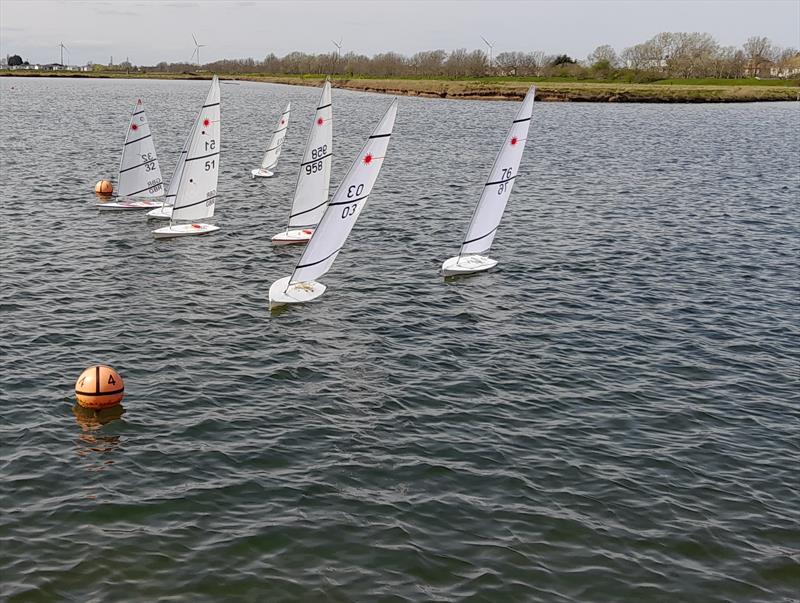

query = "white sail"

[117,99,164,198]
[459,85,536,256]
[289,99,398,285]
[164,111,199,205]
[171,76,221,222]
[260,102,291,170]
[285,79,333,229]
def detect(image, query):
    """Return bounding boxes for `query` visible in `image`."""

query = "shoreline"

[3,71,799,103]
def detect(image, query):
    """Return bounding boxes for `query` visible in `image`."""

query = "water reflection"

[72,403,125,470]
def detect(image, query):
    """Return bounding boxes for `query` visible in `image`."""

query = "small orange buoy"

[95,180,113,196]
[75,365,125,409]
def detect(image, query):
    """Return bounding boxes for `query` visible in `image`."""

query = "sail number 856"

[305,144,328,175]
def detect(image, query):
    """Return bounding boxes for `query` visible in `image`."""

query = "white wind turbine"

[58,41,69,66]
[480,35,494,67]
[332,37,343,61]
[190,33,206,66]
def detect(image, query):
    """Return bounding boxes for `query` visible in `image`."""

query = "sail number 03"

[341,183,364,218]
[305,144,328,175]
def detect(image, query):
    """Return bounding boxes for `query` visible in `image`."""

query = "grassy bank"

[3,70,799,102]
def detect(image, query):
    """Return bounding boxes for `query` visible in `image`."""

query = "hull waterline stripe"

[122,183,163,197]
[173,195,217,213]
[513,117,531,123]
[289,199,328,219]
[317,103,332,110]
[185,151,220,162]
[203,102,220,108]
[300,152,332,167]
[462,227,498,247]
[125,134,151,146]
[76,387,125,397]
[295,246,342,270]
[485,175,517,187]
[369,133,391,139]
[328,193,369,207]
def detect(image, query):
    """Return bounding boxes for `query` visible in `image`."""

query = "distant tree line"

[141,33,798,80]
[8,32,798,80]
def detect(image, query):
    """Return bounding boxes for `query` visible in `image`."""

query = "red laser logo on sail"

[203,118,211,127]
[510,137,518,146]
[363,153,373,165]
[131,123,138,131]
[317,117,324,126]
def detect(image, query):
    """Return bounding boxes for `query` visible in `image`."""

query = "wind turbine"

[332,38,343,61]
[190,33,206,66]
[480,35,494,67]
[58,41,68,66]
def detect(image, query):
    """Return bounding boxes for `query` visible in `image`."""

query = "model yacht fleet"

[96,76,537,308]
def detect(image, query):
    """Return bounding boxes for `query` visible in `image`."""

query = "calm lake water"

[0,76,798,602]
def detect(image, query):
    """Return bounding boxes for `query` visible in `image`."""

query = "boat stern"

[269,276,326,309]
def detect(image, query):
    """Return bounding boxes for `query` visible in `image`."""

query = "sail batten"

[170,76,221,222]
[285,79,333,229]
[459,85,536,257]
[260,102,292,170]
[117,99,164,198]
[288,99,398,285]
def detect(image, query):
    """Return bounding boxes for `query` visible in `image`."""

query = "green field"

[2,70,798,102]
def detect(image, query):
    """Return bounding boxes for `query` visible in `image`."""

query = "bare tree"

[588,44,619,68]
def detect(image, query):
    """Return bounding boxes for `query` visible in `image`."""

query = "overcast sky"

[2,0,798,66]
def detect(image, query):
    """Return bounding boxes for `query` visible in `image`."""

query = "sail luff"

[171,76,221,222]
[284,79,333,230]
[288,99,398,285]
[458,85,536,257]
[260,102,291,170]
[164,108,200,207]
[117,99,165,198]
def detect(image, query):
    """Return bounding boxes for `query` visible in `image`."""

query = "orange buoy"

[75,365,125,409]
[94,180,113,196]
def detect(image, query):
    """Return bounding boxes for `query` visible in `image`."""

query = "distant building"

[6,63,90,72]
[744,60,772,77]
[770,55,800,78]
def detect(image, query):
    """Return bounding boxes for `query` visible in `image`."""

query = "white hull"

[146,205,173,219]
[152,223,221,239]
[97,198,163,211]
[271,228,314,245]
[441,254,498,276]
[251,168,275,178]
[268,276,326,309]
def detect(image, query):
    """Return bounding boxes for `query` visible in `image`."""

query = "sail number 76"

[498,167,513,194]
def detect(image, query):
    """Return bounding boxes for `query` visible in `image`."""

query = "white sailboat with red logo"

[152,76,221,239]
[146,111,198,220]
[441,85,536,276]
[97,98,165,210]
[268,99,398,308]
[252,102,291,178]
[271,79,332,245]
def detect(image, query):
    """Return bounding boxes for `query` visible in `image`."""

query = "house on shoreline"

[5,63,90,72]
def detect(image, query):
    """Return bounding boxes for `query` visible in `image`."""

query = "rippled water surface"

[1,77,798,602]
